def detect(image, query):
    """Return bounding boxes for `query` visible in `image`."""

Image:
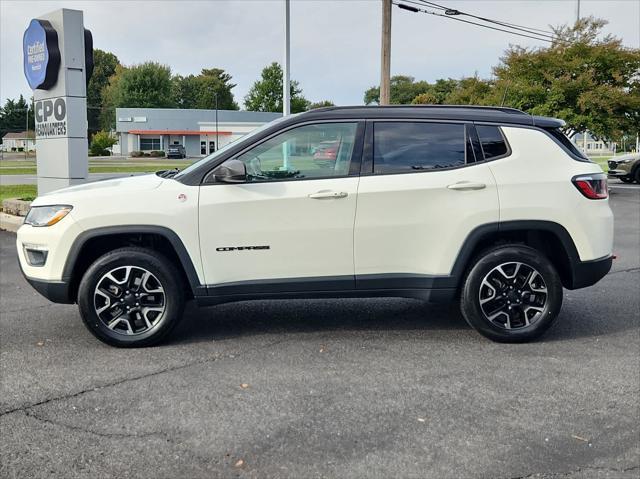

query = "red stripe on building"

[128,130,233,135]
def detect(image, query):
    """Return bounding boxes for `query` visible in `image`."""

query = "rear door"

[354,121,499,287]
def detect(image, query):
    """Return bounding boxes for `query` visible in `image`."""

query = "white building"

[1,131,36,151]
[115,108,281,157]
[572,132,616,156]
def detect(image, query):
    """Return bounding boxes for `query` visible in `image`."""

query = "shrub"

[90,130,117,156]
[17,147,24,152]
[143,152,150,157]
[130,150,143,157]
[149,150,165,157]
[11,147,16,152]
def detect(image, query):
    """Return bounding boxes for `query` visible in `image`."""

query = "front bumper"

[24,273,73,303]
[607,169,630,179]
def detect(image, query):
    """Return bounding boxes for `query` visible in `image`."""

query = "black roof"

[296,105,564,128]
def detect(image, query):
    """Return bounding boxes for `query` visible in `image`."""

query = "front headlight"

[617,159,633,164]
[24,205,73,227]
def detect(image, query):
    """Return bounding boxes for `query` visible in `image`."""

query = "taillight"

[572,174,608,199]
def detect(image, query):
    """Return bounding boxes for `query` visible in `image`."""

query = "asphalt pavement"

[1,186,638,479]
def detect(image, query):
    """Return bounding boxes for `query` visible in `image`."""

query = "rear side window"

[545,128,588,160]
[476,125,508,159]
[373,122,465,173]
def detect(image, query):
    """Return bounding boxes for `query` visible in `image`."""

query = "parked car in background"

[313,140,340,161]
[167,144,186,159]
[608,153,640,183]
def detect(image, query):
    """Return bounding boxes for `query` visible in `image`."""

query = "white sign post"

[25,9,90,194]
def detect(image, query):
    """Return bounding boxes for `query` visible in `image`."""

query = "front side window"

[236,122,358,182]
[476,125,508,159]
[373,122,466,174]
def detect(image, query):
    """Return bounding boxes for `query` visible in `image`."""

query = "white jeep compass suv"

[17,106,613,347]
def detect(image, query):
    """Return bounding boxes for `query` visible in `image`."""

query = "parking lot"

[0,185,638,479]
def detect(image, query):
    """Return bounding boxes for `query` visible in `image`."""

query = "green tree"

[244,62,309,113]
[308,100,335,109]
[445,76,493,105]
[364,75,434,105]
[0,95,34,140]
[493,17,640,139]
[89,130,117,156]
[87,49,119,134]
[173,68,238,110]
[101,62,175,129]
[411,93,439,104]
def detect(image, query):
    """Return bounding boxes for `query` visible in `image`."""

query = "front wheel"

[460,245,563,343]
[77,247,185,347]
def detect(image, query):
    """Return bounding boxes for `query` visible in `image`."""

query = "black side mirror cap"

[214,159,247,183]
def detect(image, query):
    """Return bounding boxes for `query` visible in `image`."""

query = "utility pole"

[380,0,392,105]
[575,0,580,23]
[25,106,29,161]
[214,92,219,152]
[283,0,291,116]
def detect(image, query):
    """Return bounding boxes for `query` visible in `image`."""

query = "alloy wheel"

[93,266,166,335]
[478,262,548,330]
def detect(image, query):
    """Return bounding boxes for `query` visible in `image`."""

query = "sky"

[1,0,639,108]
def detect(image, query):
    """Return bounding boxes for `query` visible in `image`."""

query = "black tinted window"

[373,122,465,173]
[545,128,588,159]
[476,125,508,159]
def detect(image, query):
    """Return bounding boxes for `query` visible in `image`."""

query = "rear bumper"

[567,255,613,290]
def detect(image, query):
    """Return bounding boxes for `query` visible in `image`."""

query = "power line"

[416,0,559,39]
[395,1,568,45]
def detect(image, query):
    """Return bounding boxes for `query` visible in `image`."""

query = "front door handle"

[447,182,486,191]
[308,191,349,199]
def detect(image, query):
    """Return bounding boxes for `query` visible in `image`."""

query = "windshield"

[173,116,290,179]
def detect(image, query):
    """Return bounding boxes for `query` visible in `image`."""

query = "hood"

[32,174,165,206]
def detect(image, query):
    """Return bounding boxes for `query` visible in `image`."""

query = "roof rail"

[309,105,529,115]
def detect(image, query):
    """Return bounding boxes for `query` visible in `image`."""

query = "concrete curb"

[0,213,22,233]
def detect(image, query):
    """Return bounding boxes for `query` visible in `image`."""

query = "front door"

[198,121,363,291]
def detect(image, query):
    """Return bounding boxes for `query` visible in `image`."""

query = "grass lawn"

[0,184,37,204]
[0,159,192,175]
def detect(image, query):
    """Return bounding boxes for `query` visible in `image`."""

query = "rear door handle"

[447,182,486,191]
[308,191,349,199]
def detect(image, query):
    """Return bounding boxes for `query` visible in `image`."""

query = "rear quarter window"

[476,125,509,160]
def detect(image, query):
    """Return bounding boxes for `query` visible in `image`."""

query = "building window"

[140,137,161,150]
[201,141,207,155]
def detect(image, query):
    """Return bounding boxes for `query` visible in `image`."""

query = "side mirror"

[214,159,247,183]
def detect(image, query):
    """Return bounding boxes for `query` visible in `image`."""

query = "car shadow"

[165,293,636,346]
[167,298,470,345]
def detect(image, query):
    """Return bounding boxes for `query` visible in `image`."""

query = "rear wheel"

[634,167,640,184]
[78,247,185,347]
[460,245,563,342]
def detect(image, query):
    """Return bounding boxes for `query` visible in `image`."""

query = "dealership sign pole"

[23,9,93,194]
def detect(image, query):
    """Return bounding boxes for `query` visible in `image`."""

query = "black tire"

[460,245,563,343]
[634,167,640,184]
[620,177,634,184]
[78,247,185,347]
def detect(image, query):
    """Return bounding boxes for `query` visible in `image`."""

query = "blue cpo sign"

[23,19,60,90]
